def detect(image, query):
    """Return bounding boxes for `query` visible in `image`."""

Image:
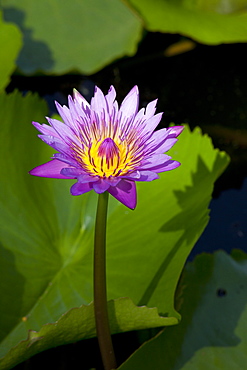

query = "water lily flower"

[30,86,183,209]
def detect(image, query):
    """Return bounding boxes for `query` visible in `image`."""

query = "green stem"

[94,192,117,370]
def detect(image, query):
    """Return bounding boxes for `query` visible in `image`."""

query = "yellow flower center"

[73,136,140,178]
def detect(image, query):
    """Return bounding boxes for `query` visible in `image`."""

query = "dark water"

[191,178,247,260]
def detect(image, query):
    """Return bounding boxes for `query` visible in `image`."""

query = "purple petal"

[143,113,163,134]
[39,134,63,146]
[151,160,181,173]
[103,177,122,187]
[139,154,172,170]
[133,107,145,125]
[70,182,93,196]
[60,167,83,177]
[105,85,116,107]
[146,132,178,154]
[145,126,184,154]
[105,86,118,121]
[32,121,60,138]
[108,179,137,210]
[39,135,71,157]
[123,170,159,182]
[91,86,107,115]
[145,99,158,119]
[155,138,178,154]
[69,93,91,125]
[29,159,74,178]
[53,153,80,167]
[73,88,90,109]
[77,174,99,183]
[68,95,83,125]
[168,126,184,138]
[55,101,73,127]
[60,167,99,183]
[119,86,139,119]
[92,179,110,193]
[46,117,79,145]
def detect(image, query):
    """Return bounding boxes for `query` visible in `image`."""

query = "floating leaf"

[128,0,247,44]
[1,0,142,75]
[119,250,247,369]
[0,10,22,90]
[0,297,176,370]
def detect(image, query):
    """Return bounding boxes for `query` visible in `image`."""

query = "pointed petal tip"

[131,85,139,96]
[170,125,184,137]
[107,85,117,97]
[29,159,72,179]
[94,85,103,95]
[73,88,80,99]
[108,85,115,92]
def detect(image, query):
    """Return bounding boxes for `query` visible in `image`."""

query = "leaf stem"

[94,192,117,370]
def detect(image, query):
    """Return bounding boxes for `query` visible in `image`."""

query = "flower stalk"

[94,192,117,370]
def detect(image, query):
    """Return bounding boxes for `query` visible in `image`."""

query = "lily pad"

[128,0,247,44]
[0,10,22,90]
[119,250,247,369]
[1,0,142,75]
[0,297,176,370]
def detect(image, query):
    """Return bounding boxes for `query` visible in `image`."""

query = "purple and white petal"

[29,159,73,178]
[108,179,137,210]
[46,117,80,145]
[55,101,73,127]
[167,126,184,138]
[68,95,83,126]
[132,108,145,126]
[139,154,172,170]
[39,135,72,156]
[146,132,178,154]
[145,99,158,120]
[145,126,184,154]
[142,112,163,135]
[73,89,90,109]
[118,86,139,120]
[153,138,178,154]
[105,85,116,107]
[91,86,107,116]
[151,160,181,173]
[123,170,159,182]
[32,121,60,138]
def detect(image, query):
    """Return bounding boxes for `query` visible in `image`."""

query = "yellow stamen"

[73,135,139,178]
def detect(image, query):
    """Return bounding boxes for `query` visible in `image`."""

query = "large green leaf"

[1,0,142,75]
[0,91,229,368]
[119,250,247,369]
[128,0,247,44]
[0,297,177,370]
[0,10,22,90]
